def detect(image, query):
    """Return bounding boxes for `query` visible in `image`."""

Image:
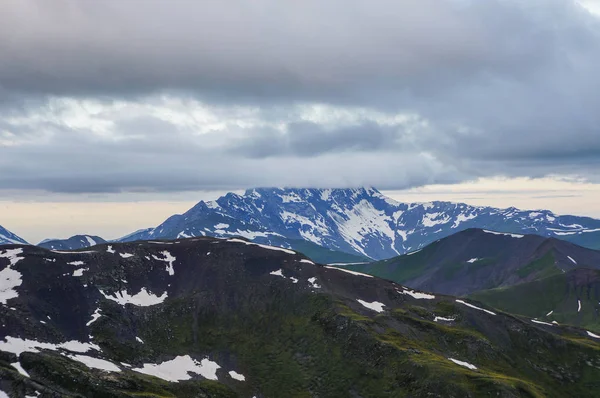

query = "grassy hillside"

[471,268,600,333]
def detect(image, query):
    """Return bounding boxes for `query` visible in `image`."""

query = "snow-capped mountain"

[38,235,106,250]
[0,225,28,246]
[119,187,600,260]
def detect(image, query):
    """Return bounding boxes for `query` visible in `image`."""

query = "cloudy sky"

[1,0,600,243]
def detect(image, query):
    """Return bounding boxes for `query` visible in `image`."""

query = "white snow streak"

[152,251,176,275]
[448,358,477,370]
[455,300,496,315]
[482,230,524,238]
[567,256,577,264]
[67,354,121,372]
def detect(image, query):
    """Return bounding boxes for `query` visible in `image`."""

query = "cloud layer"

[1,0,599,194]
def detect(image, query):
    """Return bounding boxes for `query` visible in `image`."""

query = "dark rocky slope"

[342,228,600,296]
[1,238,600,397]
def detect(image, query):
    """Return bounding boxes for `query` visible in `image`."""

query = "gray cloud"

[1,0,600,194]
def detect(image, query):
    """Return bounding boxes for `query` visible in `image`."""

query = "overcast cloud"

[1,0,600,195]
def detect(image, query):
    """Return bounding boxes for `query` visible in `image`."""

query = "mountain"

[119,187,600,260]
[2,239,600,397]
[38,235,106,250]
[471,268,600,332]
[0,225,28,246]
[340,228,600,296]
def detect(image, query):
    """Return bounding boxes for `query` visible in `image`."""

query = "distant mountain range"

[2,187,600,262]
[2,238,600,396]
[117,187,600,260]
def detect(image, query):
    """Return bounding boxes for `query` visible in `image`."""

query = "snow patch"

[0,248,24,304]
[357,299,385,313]
[466,258,479,263]
[133,355,220,382]
[106,246,116,254]
[270,269,285,278]
[567,256,577,265]
[100,288,167,307]
[84,236,97,247]
[119,253,134,259]
[68,261,85,266]
[578,299,582,312]
[300,259,315,265]
[229,370,246,381]
[11,361,30,377]
[546,310,553,317]
[136,337,144,344]
[307,277,321,289]
[72,268,88,277]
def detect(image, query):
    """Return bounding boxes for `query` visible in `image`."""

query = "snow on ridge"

[482,230,524,238]
[398,288,435,300]
[532,319,554,326]
[357,299,385,313]
[455,299,496,315]
[99,288,167,307]
[452,213,477,228]
[227,238,296,255]
[133,355,220,382]
[546,310,553,317]
[324,265,373,278]
[567,256,577,265]
[448,358,477,370]
[299,259,315,265]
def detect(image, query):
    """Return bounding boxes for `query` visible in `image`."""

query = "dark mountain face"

[0,225,28,246]
[2,239,600,397]
[117,187,600,260]
[38,235,106,251]
[342,228,600,296]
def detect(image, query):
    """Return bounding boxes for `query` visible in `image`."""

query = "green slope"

[471,268,600,332]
